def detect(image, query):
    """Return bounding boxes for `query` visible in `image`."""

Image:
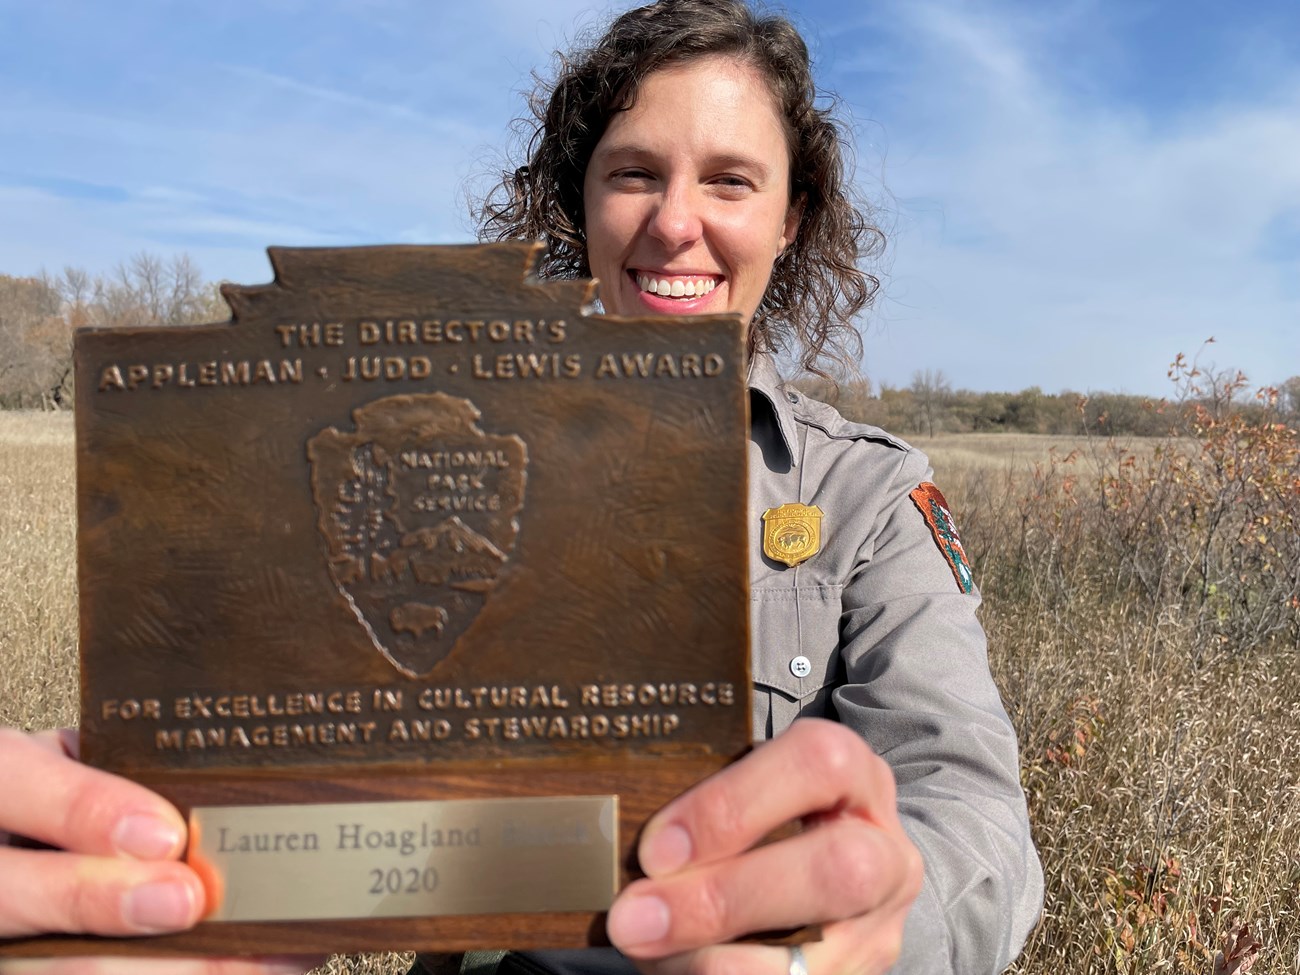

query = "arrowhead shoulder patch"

[909,482,975,593]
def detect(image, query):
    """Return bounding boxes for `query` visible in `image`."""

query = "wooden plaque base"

[4,756,737,958]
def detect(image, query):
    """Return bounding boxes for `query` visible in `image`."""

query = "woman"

[466,3,1042,973]
[0,1,1042,973]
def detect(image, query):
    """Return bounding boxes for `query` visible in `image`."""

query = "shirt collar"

[746,352,799,468]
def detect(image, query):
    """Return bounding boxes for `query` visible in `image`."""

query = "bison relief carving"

[308,393,528,677]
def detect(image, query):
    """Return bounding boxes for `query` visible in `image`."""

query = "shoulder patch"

[909,483,975,593]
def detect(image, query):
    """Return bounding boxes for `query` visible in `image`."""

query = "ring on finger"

[789,944,809,975]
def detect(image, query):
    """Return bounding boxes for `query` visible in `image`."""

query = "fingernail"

[640,823,692,875]
[113,814,184,860]
[606,893,671,947]
[124,880,198,931]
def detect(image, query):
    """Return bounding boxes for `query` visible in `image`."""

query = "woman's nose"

[646,184,703,249]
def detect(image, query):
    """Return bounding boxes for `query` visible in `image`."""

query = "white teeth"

[636,274,719,298]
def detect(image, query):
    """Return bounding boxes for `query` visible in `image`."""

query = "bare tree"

[101,251,215,327]
[1279,376,1300,424]
[1,252,225,409]
[58,266,90,309]
[0,274,63,408]
[910,368,952,438]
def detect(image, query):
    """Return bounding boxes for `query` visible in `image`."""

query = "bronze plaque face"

[52,243,750,957]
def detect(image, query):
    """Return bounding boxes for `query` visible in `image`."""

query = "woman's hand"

[605,719,924,975]
[0,728,318,975]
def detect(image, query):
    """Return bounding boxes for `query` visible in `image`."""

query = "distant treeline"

[797,364,1300,439]
[0,254,225,410]
[3,254,1296,438]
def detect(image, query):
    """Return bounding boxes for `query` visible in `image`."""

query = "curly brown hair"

[477,0,882,376]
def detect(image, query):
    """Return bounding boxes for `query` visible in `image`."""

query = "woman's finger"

[626,903,910,975]
[24,729,79,761]
[609,815,919,957]
[637,719,900,878]
[0,956,317,975]
[0,728,186,860]
[0,848,204,938]
[627,942,784,975]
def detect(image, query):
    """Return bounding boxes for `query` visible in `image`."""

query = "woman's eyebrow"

[593,143,774,182]
[591,142,657,163]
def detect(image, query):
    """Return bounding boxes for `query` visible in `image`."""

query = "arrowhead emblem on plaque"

[308,392,528,677]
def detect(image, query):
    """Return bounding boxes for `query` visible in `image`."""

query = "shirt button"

[786,391,798,403]
[790,655,812,678]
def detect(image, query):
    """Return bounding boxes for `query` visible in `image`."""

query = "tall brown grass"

[927,368,1299,973]
[2,392,1296,973]
[0,411,78,731]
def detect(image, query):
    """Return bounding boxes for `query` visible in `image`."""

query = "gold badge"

[762,503,824,567]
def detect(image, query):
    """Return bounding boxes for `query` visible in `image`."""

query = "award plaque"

[5,243,751,958]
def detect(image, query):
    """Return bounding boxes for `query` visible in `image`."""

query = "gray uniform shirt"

[443,355,1043,975]
[745,353,1042,971]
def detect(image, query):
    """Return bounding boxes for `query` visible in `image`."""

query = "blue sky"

[2,0,1297,395]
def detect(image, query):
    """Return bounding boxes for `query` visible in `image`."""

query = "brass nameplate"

[191,796,617,922]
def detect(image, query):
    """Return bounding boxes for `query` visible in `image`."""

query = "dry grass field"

[2,413,1297,974]
[924,429,1300,975]
[0,411,78,732]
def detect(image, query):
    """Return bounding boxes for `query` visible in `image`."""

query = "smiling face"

[582,55,800,325]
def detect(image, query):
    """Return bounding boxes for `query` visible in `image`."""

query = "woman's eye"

[611,169,653,184]
[711,175,753,197]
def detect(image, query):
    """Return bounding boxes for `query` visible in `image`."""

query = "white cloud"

[3,0,1296,394]
[847,0,1300,393]
[0,1,605,282]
